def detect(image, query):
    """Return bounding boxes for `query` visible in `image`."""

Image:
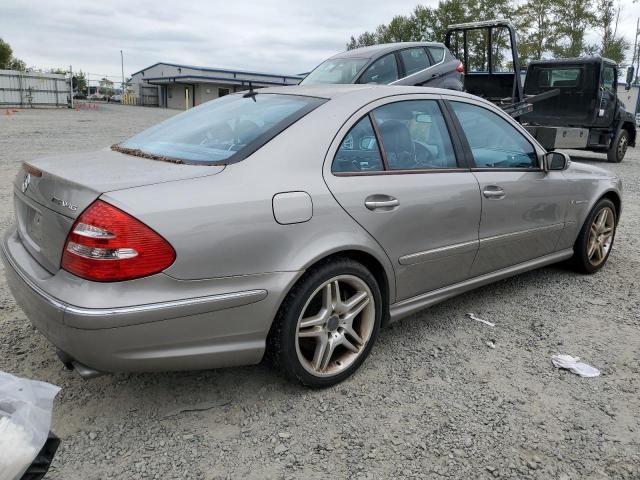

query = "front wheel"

[267,258,382,387]
[570,198,617,273]
[607,129,628,163]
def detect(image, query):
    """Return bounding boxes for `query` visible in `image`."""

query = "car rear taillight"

[61,200,175,282]
[456,62,465,73]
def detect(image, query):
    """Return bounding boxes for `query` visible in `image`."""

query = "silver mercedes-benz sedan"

[1,85,622,387]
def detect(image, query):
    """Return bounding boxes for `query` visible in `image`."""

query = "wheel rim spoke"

[343,296,370,325]
[311,334,328,371]
[319,337,337,371]
[343,325,363,345]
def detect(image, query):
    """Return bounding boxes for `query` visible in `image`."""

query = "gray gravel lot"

[0,104,639,480]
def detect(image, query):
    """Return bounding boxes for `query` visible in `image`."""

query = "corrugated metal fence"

[0,70,70,107]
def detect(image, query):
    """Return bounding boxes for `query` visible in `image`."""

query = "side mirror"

[544,151,570,171]
[626,66,634,90]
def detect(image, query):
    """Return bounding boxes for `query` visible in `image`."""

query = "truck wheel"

[607,129,628,163]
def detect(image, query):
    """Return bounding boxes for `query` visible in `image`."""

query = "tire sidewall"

[273,259,382,388]
[575,198,617,273]
[608,129,628,163]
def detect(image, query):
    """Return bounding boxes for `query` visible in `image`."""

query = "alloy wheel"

[295,275,375,377]
[587,207,615,266]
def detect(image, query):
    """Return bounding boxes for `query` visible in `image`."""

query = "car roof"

[329,42,446,60]
[255,84,489,105]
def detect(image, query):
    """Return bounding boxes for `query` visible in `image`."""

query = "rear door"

[324,95,481,301]
[445,98,569,276]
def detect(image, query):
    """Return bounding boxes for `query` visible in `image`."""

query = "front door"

[446,99,569,276]
[324,96,482,301]
[595,63,618,128]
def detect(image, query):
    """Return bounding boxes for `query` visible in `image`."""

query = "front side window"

[300,58,369,85]
[358,54,399,84]
[400,48,431,76]
[372,100,457,170]
[332,116,383,173]
[450,101,538,169]
[603,65,616,93]
[119,93,325,164]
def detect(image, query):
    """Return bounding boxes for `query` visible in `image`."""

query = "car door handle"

[482,187,505,199]
[364,196,399,210]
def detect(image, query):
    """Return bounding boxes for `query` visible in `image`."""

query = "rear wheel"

[570,198,617,273]
[267,258,382,387]
[607,129,628,163]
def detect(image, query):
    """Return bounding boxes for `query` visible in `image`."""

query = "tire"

[607,129,628,163]
[267,258,382,388]
[570,198,617,274]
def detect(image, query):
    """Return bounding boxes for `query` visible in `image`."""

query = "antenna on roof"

[243,81,257,102]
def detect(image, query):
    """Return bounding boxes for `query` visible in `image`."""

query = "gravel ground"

[0,104,639,480]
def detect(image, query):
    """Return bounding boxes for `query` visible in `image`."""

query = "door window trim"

[443,98,544,172]
[331,98,471,176]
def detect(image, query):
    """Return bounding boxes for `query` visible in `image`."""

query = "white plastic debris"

[0,417,39,480]
[466,313,495,327]
[551,354,601,378]
[0,371,60,480]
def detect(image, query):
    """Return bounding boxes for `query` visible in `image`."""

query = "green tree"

[550,0,596,57]
[73,71,87,93]
[99,77,114,96]
[0,38,26,71]
[516,0,557,63]
[0,38,12,68]
[597,0,629,63]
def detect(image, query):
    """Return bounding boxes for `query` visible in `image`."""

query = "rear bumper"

[1,227,300,373]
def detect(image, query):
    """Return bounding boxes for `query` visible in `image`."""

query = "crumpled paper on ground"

[551,354,601,378]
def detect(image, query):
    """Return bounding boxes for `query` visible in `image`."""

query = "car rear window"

[118,93,326,165]
[537,67,583,88]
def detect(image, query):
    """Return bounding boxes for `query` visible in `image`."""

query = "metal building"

[0,70,70,107]
[130,62,302,109]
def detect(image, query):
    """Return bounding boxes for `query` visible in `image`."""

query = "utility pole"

[69,64,74,109]
[120,50,125,96]
[631,18,640,83]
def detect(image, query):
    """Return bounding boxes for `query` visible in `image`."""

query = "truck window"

[538,68,582,88]
[603,66,616,93]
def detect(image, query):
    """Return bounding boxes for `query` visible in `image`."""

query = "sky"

[2,0,640,84]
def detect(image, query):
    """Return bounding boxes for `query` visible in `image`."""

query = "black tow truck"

[444,19,637,162]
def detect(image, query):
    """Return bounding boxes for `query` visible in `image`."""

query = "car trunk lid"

[13,149,223,274]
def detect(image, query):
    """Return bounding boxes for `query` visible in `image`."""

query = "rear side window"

[450,101,538,169]
[400,48,431,76]
[373,100,457,170]
[332,116,383,173]
[428,47,445,63]
[358,54,399,84]
[118,94,325,165]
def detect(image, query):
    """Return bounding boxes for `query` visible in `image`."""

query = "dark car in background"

[300,42,464,91]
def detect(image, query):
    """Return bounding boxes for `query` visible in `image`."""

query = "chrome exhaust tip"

[56,349,104,379]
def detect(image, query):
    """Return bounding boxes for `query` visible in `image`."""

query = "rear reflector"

[61,200,176,282]
[456,62,465,73]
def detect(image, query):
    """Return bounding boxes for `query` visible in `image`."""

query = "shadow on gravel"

[51,264,582,409]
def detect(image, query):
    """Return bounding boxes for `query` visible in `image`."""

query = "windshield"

[118,93,325,164]
[301,57,369,85]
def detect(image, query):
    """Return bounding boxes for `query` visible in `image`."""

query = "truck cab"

[522,57,636,162]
